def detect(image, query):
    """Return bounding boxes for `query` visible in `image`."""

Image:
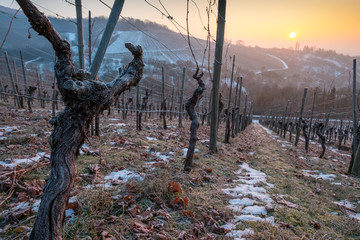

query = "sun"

[289,32,297,39]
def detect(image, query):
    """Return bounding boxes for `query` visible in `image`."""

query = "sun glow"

[289,32,297,39]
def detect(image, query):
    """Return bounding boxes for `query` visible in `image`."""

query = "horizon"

[1,0,360,56]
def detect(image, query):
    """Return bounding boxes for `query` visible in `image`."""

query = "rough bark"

[217,93,224,129]
[184,71,205,172]
[138,89,150,131]
[302,120,309,152]
[314,122,326,158]
[224,108,231,143]
[289,122,293,142]
[161,98,167,129]
[16,1,144,239]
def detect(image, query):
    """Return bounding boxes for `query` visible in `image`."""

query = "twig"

[186,0,199,71]
[0,8,20,51]
[72,206,83,240]
[0,166,16,207]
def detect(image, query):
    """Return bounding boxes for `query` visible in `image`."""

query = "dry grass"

[1,106,360,239]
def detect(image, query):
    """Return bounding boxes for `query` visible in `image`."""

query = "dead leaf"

[311,220,321,229]
[13,225,30,233]
[211,223,230,235]
[178,231,196,240]
[205,167,212,173]
[137,207,153,221]
[168,182,182,193]
[133,221,153,235]
[181,210,194,218]
[192,222,206,237]
[278,221,294,229]
[129,205,141,217]
[16,192,30,202]
[170,197,189,210]
[274,195,299,209]
[92,219,106,233]
[156,209,172,220]
[101,231,116,240]
[89,164,101,173]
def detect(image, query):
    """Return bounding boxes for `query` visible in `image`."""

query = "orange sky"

[3,0,360,55]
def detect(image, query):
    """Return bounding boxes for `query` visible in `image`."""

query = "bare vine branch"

[0,8,20,51]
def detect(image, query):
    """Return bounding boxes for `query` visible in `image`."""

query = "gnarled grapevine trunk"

[16,1,144,239]
[314,122,326,158]
[302,120,309,152]
[184,72,205,172]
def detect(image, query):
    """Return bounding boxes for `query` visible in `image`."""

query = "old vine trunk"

[16,0,144,239]
[184,72,205,172]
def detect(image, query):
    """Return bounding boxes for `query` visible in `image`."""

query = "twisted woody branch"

[16,1,144,239]
[184,71,205,172]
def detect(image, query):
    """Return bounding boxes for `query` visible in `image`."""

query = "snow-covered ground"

[0,152,49,169]
[222,161,274,239]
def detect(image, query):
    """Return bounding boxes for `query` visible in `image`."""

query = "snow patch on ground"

[302,170,336,181]
[182,148,200,158]
[0,126,19,132]
[334,200,360,222]
[223,162,275,238]
[86,169,144,189]
[0,152,49,169]
[104,170,144,182]
[146,137,158,141]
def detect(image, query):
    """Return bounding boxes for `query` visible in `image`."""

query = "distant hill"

[0,5,358,91]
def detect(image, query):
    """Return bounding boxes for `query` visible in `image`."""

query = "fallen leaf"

[168,182,182,193]
[181,210,194,218]
[92,219,106,233]
[178,231,196,240]
[13,225,30,233]
[133,221,153,235]
[89,164,101,173]
[16,192,30,202]
[311,220,321,229]
[156,209,172,220]
[170,197,189,210]
[274,196,299,209]
[137,207,153,221]
[101,231,116,240]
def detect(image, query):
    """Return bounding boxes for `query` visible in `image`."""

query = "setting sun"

[289,32,297,39]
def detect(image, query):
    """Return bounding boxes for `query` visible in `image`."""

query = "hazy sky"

[3,0,360,55]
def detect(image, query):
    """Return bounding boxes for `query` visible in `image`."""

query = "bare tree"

[16,1,144,239]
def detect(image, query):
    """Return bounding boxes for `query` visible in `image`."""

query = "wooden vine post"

[184,71,205,172]
[295,87,307,147]
[224,55,235,143]
[4,51,22,108]
[351,59,360,176]
[280,100,289,138]
[138,89,151,131]
[209,0,227,152]
[16,0,143,239]
[20,50,32,112]
[235,76,243,134]
[178,67,185,127]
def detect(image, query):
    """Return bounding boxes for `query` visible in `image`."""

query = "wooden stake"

[4,52,21,108]
[295,88,308,146]
[75,0,85,70]
[209,0,227,152]
[20,51,32,112]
